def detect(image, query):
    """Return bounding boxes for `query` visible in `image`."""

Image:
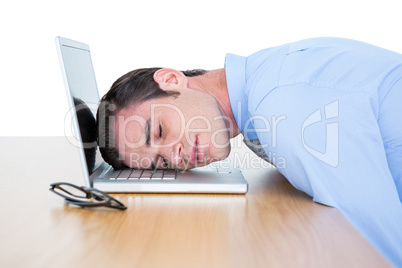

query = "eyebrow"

[145,119,157,170]
[145,119,151,147]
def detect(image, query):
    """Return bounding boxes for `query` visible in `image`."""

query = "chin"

[209,145,231,163]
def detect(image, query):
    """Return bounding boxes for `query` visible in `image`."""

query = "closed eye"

[159,123,163,138]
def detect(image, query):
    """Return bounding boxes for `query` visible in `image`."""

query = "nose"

[170,142,183,166]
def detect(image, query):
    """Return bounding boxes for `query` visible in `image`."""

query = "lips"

[190,136,204,165]
[190,136,198,164]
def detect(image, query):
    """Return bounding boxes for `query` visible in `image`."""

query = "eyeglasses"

[49,182,127,210]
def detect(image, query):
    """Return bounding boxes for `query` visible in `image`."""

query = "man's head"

[96,67,234,170]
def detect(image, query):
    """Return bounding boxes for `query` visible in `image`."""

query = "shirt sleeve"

[251,83,402,266]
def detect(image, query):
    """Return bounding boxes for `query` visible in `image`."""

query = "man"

[97,37,402,266]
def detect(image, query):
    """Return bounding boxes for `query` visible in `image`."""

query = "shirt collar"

[224,53,257,139]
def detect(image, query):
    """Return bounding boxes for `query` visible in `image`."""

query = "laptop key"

[117,169,132,180]
[163,170,176,180]
[128,170,143,180]
[140,170,153,180]
[109,170,122,180]
[152,170,163,180]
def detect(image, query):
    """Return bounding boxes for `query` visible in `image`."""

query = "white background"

[1,0,401,136]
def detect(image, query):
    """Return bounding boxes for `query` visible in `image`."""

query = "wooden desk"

[0,137,389,267]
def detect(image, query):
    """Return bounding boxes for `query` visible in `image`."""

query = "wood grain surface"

[0,137,389,268]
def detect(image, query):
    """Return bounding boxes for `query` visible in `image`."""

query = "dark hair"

[96,68,207,169]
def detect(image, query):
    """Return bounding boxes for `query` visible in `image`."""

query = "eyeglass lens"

[51,182,127,210]
[53,184,89,199]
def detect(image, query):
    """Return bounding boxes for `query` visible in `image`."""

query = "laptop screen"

[58,40,103,175]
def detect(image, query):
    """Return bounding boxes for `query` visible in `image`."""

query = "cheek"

[209,129,231,162]
[186,117,211,141]
[166,116,186,145]
[157,106,186,135]
[211,128,230,146]
[208,117,231,160]
[208,143,231,164]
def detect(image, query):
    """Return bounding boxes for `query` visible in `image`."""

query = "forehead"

[114,102,150,162]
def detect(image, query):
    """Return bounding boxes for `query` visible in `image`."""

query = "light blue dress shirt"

[225,37,402,266]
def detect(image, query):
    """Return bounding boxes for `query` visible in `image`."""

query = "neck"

[187,69,241,138]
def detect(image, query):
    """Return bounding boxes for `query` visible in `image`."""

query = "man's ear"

[153,68,188,90]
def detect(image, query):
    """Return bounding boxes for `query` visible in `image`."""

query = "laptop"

[55,36,248,194]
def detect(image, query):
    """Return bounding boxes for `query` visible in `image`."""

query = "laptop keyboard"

[108,169,177,180]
